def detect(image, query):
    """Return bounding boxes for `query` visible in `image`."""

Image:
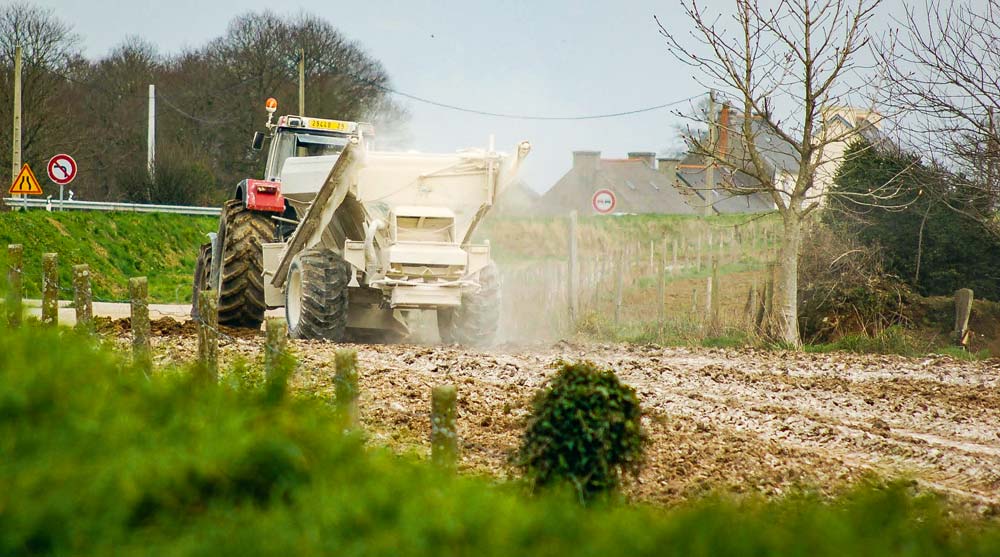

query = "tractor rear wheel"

[437,262,501,347]
[285,249,351,340]
[215,199,274,328]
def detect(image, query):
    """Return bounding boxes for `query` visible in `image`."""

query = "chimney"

[573,151,601,182]
[627,151,656,167]
[656,157,679,182]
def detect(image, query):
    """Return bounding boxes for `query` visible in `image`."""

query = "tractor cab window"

[266,131,350,180]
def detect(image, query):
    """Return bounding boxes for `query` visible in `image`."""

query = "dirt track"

[140,326,1000,508]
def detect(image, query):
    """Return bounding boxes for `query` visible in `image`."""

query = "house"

[535,151,699,216]
[674,104,881,211]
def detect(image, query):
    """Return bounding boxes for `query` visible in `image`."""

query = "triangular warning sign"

[9,163,43,195]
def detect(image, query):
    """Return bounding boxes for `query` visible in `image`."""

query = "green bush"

[514,361,646,502]
[828,139,1000,300]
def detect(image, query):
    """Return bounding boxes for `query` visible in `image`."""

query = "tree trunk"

[777,211,802,347]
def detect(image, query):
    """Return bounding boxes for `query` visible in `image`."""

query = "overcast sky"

[33,0,904,192]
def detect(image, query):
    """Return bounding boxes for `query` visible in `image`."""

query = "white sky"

[32,0,905,192]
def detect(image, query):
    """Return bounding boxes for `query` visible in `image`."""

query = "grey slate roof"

[536,158,698,216]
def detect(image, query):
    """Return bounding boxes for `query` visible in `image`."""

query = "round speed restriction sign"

[592,189,616,214]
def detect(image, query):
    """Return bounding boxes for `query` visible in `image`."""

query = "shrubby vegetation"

[4,322,1000,555]
[828,139,1000,301]
[514,361,646,502]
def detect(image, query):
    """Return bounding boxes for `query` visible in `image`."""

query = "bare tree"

[660,0,882,346]
[878,0,1000,237]
[0,3,82,182]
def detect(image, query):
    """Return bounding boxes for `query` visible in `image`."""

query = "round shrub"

[515,361,646,502]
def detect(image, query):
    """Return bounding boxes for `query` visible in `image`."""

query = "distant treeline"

[0,3,406,205]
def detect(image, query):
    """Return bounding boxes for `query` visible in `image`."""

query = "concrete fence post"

[431,384,458,470]
[197,289,218,381]
[953,288,974,347]
[41,253,58,326]
[7,244,22,327]
[334,349,359,427]
[72,264,93,333]
[130,277,151,369]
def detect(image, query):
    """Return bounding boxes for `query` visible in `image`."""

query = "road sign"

[592,189,616,214]
[9,163,43,195]
[47,154,77,185]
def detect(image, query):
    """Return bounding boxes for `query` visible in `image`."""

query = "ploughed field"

[116,321,1000,508]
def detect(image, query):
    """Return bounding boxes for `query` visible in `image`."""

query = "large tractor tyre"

[191,242,213,320]
[285,249,351,341]
[438,262,501,347]
[216,199,275,328]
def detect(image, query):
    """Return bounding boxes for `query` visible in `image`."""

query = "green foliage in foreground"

[2,325,1000,555]
[0,210,215,303]
[515,361,646,501]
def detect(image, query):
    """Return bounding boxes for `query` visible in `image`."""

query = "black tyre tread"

[191,242,212,320]
[288,249,351,341]
[441,262,501,347]
[216,199,274,328]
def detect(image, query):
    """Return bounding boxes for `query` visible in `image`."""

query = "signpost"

[47,154,76,211]
[592,188,616,214]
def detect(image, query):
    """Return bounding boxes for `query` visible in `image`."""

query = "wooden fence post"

[41,253,58,326]
[431,384,458,470]
[614,250,625,324]
[7,244,22,328]
[710,257,721,333]
[72,264,93,333]
[197,289,218,381]
[671,238,678,276]
[658,243,666,322]
[567,210,578,323]
[264,317,288,378]
[335,349,359,427]
[953,288,974,347]
[130,277,151,368]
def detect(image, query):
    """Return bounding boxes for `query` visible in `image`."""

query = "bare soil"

[136,324,1000,509]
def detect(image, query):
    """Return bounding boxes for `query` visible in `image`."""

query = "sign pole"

[11,45,22,210]
[147,84,155,180]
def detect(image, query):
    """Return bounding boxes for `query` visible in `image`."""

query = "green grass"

[478,212,779,263]
[2,323,1000,555]
[0,210,215,303]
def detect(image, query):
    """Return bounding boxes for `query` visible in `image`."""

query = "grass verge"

[0,210,214,303]
[2,323,1000,554]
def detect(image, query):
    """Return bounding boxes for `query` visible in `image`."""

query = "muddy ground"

[123,319,1000,511]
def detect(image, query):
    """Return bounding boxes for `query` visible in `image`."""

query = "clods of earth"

[121,320,1000,511]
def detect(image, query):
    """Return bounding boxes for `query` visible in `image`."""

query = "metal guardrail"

[3,197,221,216]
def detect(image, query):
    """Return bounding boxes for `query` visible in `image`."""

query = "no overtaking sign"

[592,189,616,214]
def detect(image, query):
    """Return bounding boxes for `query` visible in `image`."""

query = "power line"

[378,85,704,121]
[343,70,706,120]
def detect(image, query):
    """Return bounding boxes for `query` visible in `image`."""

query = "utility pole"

[147,84,155,181]
[11,45,22,203]
[704,89,716,217]
[298,48,305,115]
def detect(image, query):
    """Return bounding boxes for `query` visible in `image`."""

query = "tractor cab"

[251,98,374,182]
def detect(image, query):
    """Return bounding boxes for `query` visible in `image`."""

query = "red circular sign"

[592,189,616,214]
[47,154,77,185]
